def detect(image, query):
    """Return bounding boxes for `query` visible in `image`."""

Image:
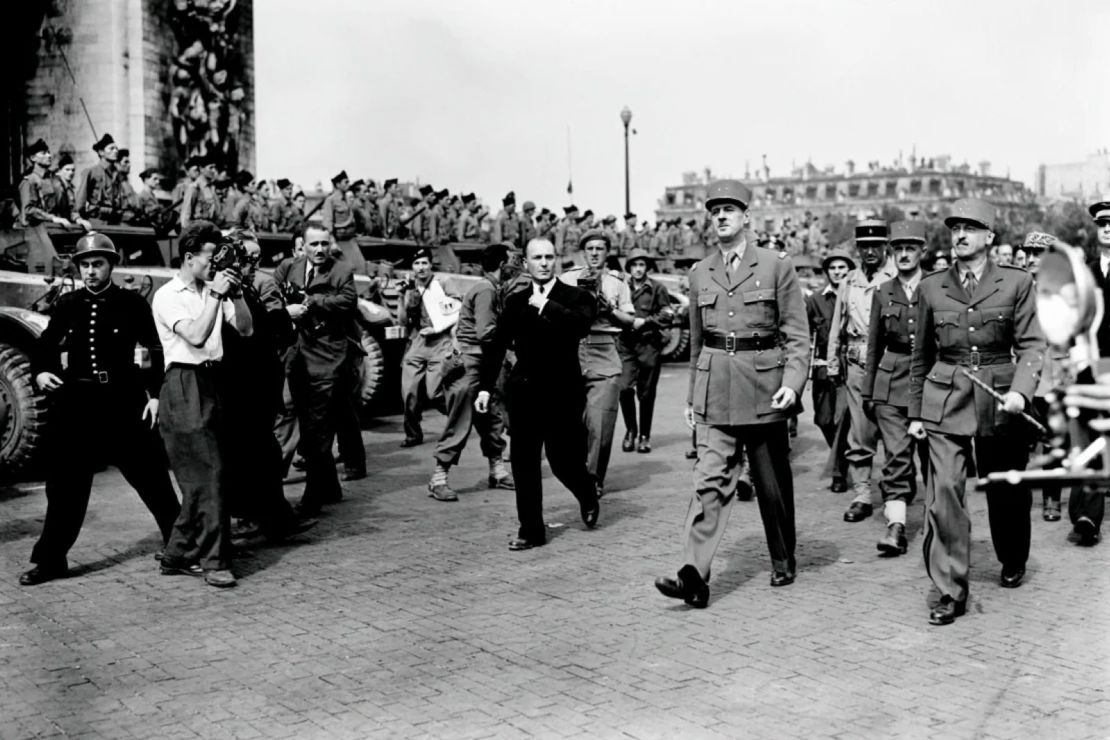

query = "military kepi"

[944,198,995,231]
[855,219,888,242]
[704,179,752,210]
[1087,201,1110,219]
[889,220,927,244]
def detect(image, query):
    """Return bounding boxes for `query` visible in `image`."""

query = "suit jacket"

[272,256,360,378]
[909,261,1044,436]
[687,239,811,425]
[481,279,596,394]
[862,277,919,407]
[1087,257,1110,358]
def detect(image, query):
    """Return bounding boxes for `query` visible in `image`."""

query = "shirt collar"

[898,270,922,295]
[822,283,837,296]
[957,259,987,282]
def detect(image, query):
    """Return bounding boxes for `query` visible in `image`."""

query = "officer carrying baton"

[959,367,1048,436]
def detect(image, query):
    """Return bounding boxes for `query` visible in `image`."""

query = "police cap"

[855,219,888,243]
[944,198,996,231]
[1088,201,1110,220]
[704,179,752,210]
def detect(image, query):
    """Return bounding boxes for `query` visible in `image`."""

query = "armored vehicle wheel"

[0,343,45,473]
[661,327,690,363]
[359,334,386,407]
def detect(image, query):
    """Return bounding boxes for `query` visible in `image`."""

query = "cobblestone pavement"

[1,367,1108,739]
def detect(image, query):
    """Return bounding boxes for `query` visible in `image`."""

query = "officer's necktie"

[727,252,739,274]
[963,270,978,297]
[306,265,315,285]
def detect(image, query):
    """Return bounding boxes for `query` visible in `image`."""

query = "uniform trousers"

[507,377,596,543]
[160,365,231,571]
[845,361,879,501]
[579,335,622,485]
[684,421,795,578]
[923,431,1031,602]
[435,352,506,467]
[618,337,663,439]
[872,403,925,504]
[401,331,452,441]
[30,383,180,567]
[289,356,354,512]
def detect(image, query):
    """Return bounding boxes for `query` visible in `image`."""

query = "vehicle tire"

[0,343,46,473]
[359,334,386,407]
[661,327,690,363]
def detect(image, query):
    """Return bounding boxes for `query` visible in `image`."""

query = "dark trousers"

[334,359,366,472]
[923,432,1031,602]
[685,421,795,577]
[435,353,506,467]
[507,378,596,543]
[289,358,350,512]
[1036,398,1106,530]
[619,338,662,438]
[160,365,231,571]
[30,384,180,567]
[873,403,926,503]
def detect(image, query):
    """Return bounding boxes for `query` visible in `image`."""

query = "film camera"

[210,236,251,273]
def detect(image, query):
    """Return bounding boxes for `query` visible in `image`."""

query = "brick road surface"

[1,366,1108,739]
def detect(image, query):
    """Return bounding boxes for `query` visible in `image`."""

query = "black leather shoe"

[160,563,203,577]
[1075,516,1101,546]
[19,564,67,586]
[508,538,544,551]
[736,473,754,501]
[1000,565,1025,588]
[655,565,709,608]
[877,523,908,556]
[342,467,366,482]
[829,477,847,493]
[581,496,600,528]
[1042,498,1061,521]
[928,595,967,626]
[400,436,423,448]
[621,431,636,453]
[769,570,795,587]
[637,436,651,453]
[843,502,873,522]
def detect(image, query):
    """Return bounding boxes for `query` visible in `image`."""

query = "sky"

[255,0,1109,218]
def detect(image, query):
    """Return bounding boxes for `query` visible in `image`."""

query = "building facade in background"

[1037,150,1110,201]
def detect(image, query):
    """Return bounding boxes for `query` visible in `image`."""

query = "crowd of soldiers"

[12,133,1109,629]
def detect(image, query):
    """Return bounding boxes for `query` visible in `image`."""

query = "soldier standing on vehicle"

[268,178,294,230]
[861,221,929,556]
[321,170,366,274]
[908,198,1043,625]
[132,168,164,227]
[456,193,481,241]
[560,230,636,497]
[618,212,639,256]
[654,180,810,608]
[827,220,897,523]
[19,233,182,586]
[179,156,220,229]
[556,205,583,267]
[492,192,522,248]
[18,139,71,229]
[618,248,671,454]
[378,178,401,237]
[75,133,123,224]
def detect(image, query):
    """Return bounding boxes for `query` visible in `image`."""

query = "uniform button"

[968,308,973,313]
[728,291,734,297]
[908,319,914,324]
[969,326,975,331]
[728,311,735,317]
[972,345,978,351]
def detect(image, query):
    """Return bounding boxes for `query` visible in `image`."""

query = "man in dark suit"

[908,198,1044,625]
[273,222,362,516]
[475,238,600,551]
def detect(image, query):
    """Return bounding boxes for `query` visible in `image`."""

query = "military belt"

[584,333,618,345]
[938,350,1011,369]
[71,370,114,385]
[885,340,912,354]
[703,333,777,352]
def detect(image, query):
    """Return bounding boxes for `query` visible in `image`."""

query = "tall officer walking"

[655,180,810,608]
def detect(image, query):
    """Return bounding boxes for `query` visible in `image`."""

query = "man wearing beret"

[179,155,220,229]
[827,220,898,523]
[492,192,522,250]
[560,230,636,495]
[456,193,481,241]
[268,178,294,230]
[555,205,583,266]
[861,221,929,556]
[806,248,853,492]
[655,179,810,607]
[74,133,123,224]
[908,198,1044,625]
[321,170,366,274]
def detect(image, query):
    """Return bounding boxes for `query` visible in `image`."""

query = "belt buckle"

[724,335,736,353]
[96,371,109,384]
[969,351,980,370]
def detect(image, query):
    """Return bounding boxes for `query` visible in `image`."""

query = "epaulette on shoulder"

[921,268,946,281]
[999,264,1029,273]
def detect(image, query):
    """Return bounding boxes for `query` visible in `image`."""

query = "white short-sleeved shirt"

[151,275,236,364]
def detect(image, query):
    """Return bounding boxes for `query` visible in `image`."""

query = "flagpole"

[566,125,574,200]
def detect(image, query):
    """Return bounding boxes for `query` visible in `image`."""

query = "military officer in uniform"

[321,170,365,274]
[560,230,636,496]
[655,180,811,608]
[828,220,897,522]
[618,212,640,256]
[861,221,929,556]
[492,192,522,248]
[179,156,220,229]
[908,198,1044,625]
[21,233,181,585]
[378,178,402,238]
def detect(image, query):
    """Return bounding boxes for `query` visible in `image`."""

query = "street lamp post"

[620,106,632,216]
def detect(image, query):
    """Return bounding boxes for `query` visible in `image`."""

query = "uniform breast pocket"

[698,291,719,331]
[881,306,903,332]
[743,289,777,327]
[979,306,1014,344]
[933,310,960,345]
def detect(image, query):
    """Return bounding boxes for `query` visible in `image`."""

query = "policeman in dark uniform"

[908,198,1044,625]
[655,180,811,608]
[861,220,928,556]
[20,233,181,585]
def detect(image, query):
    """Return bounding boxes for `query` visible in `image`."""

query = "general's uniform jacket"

[272,256,362,379]
[687,238,811,426]
[909,262,1044,436]
[862,277,918,407]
